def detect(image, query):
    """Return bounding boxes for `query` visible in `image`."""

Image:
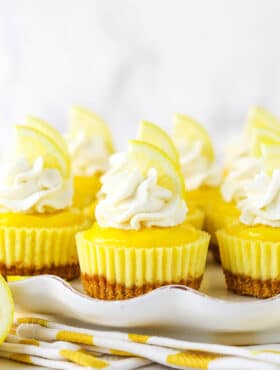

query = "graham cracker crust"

[224,270,280,298]
[0,263,80,281]
[209,242,221,264]
[81,274,203,300]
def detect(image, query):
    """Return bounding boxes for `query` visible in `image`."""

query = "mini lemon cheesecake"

[218,119,280,298]
[0,117,86,280]
[172,114,222,210]
[67,106,114,219]
[210,107,280,263]
[77,140,210,300]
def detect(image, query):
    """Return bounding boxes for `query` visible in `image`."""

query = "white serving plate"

[9,261,280,345]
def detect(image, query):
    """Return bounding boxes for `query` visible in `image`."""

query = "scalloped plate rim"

[9,273,280,306]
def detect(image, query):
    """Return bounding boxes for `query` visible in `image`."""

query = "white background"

[0,2,279,368]
[1,0,280,153]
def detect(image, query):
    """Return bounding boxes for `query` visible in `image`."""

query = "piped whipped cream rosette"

[218,123,280,298]
[77,139,210,300]
[0,156,73,214]
[67,106,114,214]
[95,152,187,230]
[0,117,87,280]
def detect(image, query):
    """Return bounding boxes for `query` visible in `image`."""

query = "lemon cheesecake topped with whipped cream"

[205,107,277,263]
[67,106,114,214]
[77,139,210,300]
[0,116,86,280]
[218,112,280,298]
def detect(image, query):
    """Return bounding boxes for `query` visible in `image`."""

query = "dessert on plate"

[0,116,86,280]
[218,116,280,298]
[172,114,222,210]
[77,139,210,300]
[67,106,114,219]
[207,107,280,262]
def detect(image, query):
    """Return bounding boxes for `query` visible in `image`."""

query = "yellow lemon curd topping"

[185,186,221,206]
[73,174,102,208]
[0,211,84,228]
[226,224,280,242]
[81,222,206,248]
[210,199,240,217]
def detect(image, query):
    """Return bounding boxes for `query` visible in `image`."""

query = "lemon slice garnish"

[128,140,185,196]
[173,114,215,161]
[15,122,71,178]
[246,106,280,135]
[250,128,280,157]
[261,143,280,175]
[0,275,14,345]
[69,106,114,153]
[137,120,180,165]
[25,115,68,154]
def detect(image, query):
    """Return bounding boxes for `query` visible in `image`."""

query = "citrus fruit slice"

[137,120,180,165]
[69,106,114,153]
[250,128,280,157]
[0,274,14,345]
[173,114,215,161]
[15,124,71,177]
[25,115,68,154]
[246,106,280,135]
[127,140,185,196]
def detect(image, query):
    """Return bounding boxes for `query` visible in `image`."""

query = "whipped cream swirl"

[68,132,110,176]
[0,156,73,213]
[95,153,187,230]
[221,157,261,203]
[238,169,280,227]
[176,140,221,190]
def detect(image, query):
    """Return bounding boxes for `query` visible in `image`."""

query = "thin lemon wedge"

[0,275,14,345]
[261,143,280,175]
[246,106,280,135]
[127,140,185,197]
[25,115,68,154]
[69,106,114,153]
[173,114,215,161]
[137,120,180,165]
[250,128,280,157]
[15,120,71,178]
